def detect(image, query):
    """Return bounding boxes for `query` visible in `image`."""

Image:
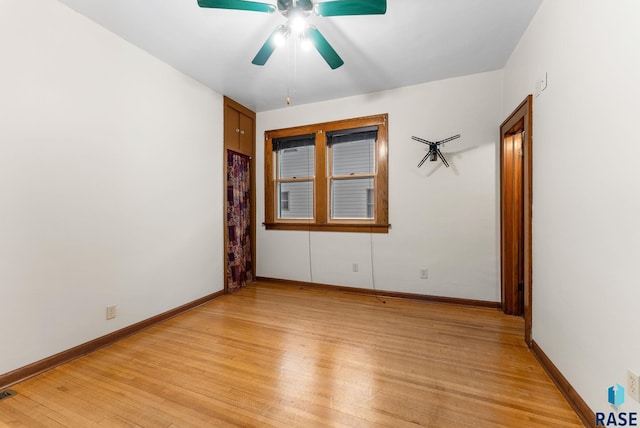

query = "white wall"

[257,70,503,302]
[503,0,640,414]
[0,0,224,375]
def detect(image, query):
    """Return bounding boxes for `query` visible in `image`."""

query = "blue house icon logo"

[597,384,637,426]
[608,384,625,407]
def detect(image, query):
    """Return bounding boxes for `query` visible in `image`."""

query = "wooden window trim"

[264,114,389,233]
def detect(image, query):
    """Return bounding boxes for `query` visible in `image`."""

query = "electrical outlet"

[420,269,428,279]
[352,263,359,273]
[628,369,640,402]
[106,305,117,320]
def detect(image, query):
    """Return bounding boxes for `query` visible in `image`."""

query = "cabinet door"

[238,112,254,156]
[224,105,240,152]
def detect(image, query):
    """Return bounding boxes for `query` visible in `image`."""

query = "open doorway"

[500,95,533,346]
[226,150,253,292]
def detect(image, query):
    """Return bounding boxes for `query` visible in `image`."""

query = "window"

[264,114,389,233]
[273,134,315,219]
[328,126,377,220]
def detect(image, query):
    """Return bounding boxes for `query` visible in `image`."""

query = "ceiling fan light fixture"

[273,25,288,46]
[299,33,312,51]
[199,0,387,69]
[289,14,307,35]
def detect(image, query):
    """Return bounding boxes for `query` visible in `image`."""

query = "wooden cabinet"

[224,97,255,156]
[222,97,256,293]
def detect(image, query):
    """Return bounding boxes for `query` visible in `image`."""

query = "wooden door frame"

[500,95,533,346]
[223,97,256,293]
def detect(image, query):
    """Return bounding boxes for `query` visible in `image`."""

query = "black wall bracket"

[412,134,460,168]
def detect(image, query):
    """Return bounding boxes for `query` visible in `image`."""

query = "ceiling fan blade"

[252,26,284,66]
[197,0,276,13]
[314,0,386,17]
[307,26,344,69]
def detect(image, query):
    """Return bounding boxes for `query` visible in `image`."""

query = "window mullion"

[315,130,328,224]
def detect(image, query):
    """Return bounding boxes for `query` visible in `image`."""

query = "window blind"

[326,126,378,146]
[272,134,315,151]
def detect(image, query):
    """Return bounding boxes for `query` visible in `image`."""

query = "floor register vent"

[0,389,18,400]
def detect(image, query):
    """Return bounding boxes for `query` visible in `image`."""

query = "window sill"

[263,222,390,234]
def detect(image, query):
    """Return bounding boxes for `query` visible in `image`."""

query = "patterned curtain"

[227,151,252,292]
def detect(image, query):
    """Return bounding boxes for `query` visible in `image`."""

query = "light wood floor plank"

[0,281,582,427]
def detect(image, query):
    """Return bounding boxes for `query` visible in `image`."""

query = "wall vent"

[0,389,18,400]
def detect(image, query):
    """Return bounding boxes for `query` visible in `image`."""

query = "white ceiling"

[56,0,541,112]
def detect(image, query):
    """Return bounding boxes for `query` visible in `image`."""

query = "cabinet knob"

[240,130,245,135]
[235,128,240,133]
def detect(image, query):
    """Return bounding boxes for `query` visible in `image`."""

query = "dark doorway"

[500,95,533,346]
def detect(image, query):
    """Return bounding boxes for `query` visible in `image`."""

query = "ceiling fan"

[197,0,387,69]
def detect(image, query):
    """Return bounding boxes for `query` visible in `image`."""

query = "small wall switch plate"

[628,369,640,402]
[535,72,548,97]
[106,305,117,320]
[352,263,358,273]
[420,269,428,279]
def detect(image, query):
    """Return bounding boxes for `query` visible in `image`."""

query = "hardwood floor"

[0,281,582,427]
